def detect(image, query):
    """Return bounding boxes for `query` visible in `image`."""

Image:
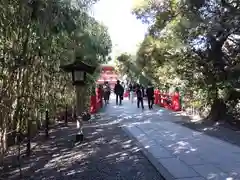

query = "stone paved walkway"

[1,109,163,180]
[3,96,240,180]
[110,98,240,180]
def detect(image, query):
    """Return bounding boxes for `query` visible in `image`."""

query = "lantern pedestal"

[75,86,84,142]
[76,131,84,142]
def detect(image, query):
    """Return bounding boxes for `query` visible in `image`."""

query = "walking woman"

[103,81,111,104]
[128,83,134,103]
[97,84,104,108]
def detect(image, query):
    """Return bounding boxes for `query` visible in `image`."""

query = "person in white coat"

[128,83,134,103]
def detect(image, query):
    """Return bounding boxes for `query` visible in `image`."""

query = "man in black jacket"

[114,80,124,105]
[136,84,144,109]
[146,83,154,109]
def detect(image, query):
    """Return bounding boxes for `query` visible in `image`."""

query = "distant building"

[97,65,119,89]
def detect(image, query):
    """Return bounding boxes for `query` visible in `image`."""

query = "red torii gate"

[90,64,119,114]
[96,64,118,89]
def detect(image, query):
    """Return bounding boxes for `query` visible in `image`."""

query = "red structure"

[97,65,118,89]
[90,87,103,114]
[154,90,181,111]
[154,89,160,105]
[171,92,181,111]
[90,65,119,114]
[90,95,97,114]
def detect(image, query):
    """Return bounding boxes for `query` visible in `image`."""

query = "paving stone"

[158,158,199,179]
[125,126,145,140]
[177,177,205,180]
[216,152,240,164]
[125,126,156,149]
[199,151,240,165]
[164,141,199,156]
[178,154,206,165]
[198,153,223,164]
[192,164,228,180]
[155,138,176,148]
[137,123,157,131]
[146,146,173,159]
[216,162,240,178]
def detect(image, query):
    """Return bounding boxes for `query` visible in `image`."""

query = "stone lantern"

[60,56,96,142]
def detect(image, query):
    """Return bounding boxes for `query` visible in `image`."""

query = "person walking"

[97,84,103,108]
[103,81,111,104]
[114,80,124,105]
[121,82,125,89]
[128,83,134,103]
[136,84,144,109]
[133,83,137,91]
[141,85,145,97]
[146,83,154,109]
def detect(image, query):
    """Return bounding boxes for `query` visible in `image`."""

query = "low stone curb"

[121,125,172,180]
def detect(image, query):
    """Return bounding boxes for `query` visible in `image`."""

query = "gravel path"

[1,115,163,180]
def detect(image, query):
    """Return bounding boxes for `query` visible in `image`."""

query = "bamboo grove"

[0,0,112,158]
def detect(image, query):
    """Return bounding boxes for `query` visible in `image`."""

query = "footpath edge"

[121,125,174,180]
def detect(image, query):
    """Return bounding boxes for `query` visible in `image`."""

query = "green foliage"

[130,0,240,121]
[115,53,151,85]
[0,0,112,153]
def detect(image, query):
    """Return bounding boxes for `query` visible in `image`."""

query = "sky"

[91,0,149,61]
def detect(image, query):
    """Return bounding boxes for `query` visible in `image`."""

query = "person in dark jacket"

[114,80,124,105]
[146,83,154,109]
[132,83,136,91]
[141,85,145,97]
[136,84,144,109]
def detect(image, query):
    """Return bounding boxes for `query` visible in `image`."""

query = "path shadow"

[1,116,163,180]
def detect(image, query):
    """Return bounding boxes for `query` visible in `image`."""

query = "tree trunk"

[0,129,7,165]
[207,98,227,121]
[207,84,227,121]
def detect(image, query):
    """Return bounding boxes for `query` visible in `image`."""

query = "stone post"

[75,85,84,142]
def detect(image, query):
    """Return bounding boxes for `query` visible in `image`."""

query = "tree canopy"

[117,0,240,123]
